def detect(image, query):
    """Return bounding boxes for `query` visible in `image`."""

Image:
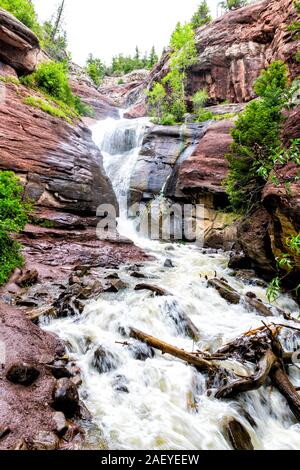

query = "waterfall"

[44,116,300,450]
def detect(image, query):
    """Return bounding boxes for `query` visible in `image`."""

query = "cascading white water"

[45,116,300,450]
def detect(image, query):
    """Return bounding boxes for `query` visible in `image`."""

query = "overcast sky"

[33,0,220,66]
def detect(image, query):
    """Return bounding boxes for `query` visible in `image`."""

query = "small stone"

[16,269,39,288]
[105,279,128,292]
[30,431,59,450]
[46,365,72,379]
[52,412,68,435]
[164,259,175,268]
[92,346,119,374]
[52,378,79,418]
[6,363,40,386]
[0,427,10,440]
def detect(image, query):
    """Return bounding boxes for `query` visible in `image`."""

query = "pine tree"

[219,0,248,12]
[191,1,212,29]
[148,46,158,68]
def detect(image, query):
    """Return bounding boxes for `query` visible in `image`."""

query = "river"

[44,115,300,450]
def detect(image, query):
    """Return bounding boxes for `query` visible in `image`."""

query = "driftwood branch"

[269,363,300,421]
[215,350,277,399]
[129,328,214,372]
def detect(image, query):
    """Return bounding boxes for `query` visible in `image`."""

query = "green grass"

[213,112,238,121]
[0,75,20,85]
[23,95,73,123]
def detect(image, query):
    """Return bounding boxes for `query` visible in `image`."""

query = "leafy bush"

[148,23,197,124]
[193,89,209,112]
[160,113,176,126]
[226,61,289,213]
[85,54,106,87]
[0,171,31,285]
[21,62,91,118]
[0,0,42,36]
[220,0,248,11]
[196,109,214,122]
[21,62,74,105]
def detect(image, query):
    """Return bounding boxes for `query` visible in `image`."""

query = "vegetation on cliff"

[147,23,197,124]
[0,171,31,286]
[21,61,93,118]
[226,61,289,213]
[191,0,212,29]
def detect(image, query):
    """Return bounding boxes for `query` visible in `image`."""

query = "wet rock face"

[0,9,40,74]
[0,80,117,214]
[129,123,207,205]
[6,363,40,386]
[176,120,234,201]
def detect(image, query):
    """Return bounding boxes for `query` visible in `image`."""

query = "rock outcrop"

[187,0,300,103]
[0,76,117,214]
[99,69,149,108]
[176,120,234,205]
[0,301,65,449]
[0,9,41,74]
[69,63,119,120]
[129,122,208,206]
[121,0,300,115]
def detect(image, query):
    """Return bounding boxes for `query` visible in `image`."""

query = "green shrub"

[193,89,209,112]
[160,113,176,126]
[0,0,41,36]
[225,61,289,213]
[21,62,73,105]
[0,171,31,285]
[220,0,248,11]
[196,109,213,122]
[148,23,197,124]
[73,96,94,118]
[85,54,106,87]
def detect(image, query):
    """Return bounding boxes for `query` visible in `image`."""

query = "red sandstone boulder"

[177,120,234,198]
[0,78,117,214]
[0,9,41,74]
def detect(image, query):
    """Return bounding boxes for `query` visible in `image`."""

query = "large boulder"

[129,123,208,206]
[176,120,234,206]
[0,8,40,74]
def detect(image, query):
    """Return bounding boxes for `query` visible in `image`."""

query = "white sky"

[32,0,220,66]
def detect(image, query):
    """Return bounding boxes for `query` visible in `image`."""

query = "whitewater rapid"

[44,116,300,450]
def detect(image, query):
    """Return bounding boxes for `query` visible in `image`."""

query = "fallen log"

[134,284,171,296]
[208,278,297,321]
[208,279,240,305]
[129,328,214,372]
[215,350,277,399]
[269,362,300,422]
